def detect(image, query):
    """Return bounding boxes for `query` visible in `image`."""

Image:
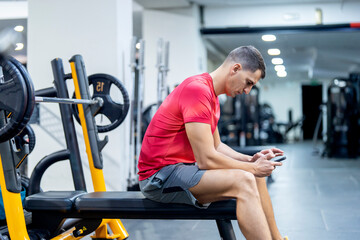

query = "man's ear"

[232,63,242,73]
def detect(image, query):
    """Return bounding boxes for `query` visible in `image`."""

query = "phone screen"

[272,156,286,162]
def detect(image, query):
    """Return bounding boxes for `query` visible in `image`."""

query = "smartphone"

[272,155,286,162]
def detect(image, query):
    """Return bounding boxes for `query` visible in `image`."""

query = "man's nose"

[244,86,252,94]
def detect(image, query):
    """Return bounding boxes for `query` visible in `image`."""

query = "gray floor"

[120,141,360,240]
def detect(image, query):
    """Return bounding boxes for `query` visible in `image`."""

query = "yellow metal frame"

[0,154,30,240]
[50,227,82,240]
[0,60,128,240]
[70,62,129,240]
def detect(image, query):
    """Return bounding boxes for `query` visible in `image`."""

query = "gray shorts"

[139,163,210,209]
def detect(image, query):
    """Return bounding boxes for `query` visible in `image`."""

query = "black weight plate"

[89,74,130,132]
[72,74,130,133]
[8,56,35,133]
[0,56,28,142]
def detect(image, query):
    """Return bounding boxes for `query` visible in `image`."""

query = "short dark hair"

[225,46,266,79]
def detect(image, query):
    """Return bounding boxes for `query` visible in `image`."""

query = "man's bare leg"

[190,169,271,240]
[256,177,283,240]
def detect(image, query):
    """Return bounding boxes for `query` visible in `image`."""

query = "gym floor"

[88,141,360,240]
[23,90,359,240]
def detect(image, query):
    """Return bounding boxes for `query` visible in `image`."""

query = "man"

[138,46,287,240]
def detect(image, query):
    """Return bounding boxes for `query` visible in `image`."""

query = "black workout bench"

[25,191,237,239]
[25,145,273,239]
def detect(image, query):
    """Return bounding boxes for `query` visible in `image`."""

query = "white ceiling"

[135,0,360,81]
[192,0,354,6]
[0,18,27,58]
[1,0,359,81]
[135,0,349,9]
[203,28,360,81]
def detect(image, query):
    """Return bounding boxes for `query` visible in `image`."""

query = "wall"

[27,0,132,191]
[204,1,360,27]
[142,5,207,106]
[0,1,27,20]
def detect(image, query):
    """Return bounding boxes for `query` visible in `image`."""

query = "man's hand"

[260,147,284,156]
[249,147,284,162]
[252,153,282,177]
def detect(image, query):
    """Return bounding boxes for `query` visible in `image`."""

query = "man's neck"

[210,66,226,96]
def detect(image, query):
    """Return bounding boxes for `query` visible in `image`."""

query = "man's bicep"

[185,122,215,164]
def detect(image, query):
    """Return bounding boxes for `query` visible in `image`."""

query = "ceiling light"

[277,70,287,77]
[14,25,24,32]
[15,43,24,51]
[262,34,276,42]
[272,58,283,65]
[135,43,140,49]
[283,13,300,21]
[274,65,285,72]
[268,48,281,55]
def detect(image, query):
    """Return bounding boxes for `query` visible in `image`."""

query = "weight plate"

[8,56,35,133]
[72,73,130,132]
[0,56,28,142]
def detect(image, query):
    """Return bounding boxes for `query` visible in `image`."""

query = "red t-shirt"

[138,73,220,181]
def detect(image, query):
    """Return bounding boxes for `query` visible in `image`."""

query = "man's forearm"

[216,142,252,162]
[197,149,256,174]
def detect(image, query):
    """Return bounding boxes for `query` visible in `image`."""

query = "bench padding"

[74,191,236,220]
[25,191,86,212]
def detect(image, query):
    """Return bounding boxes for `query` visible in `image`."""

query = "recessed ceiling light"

[14,25,24,32]
[277,70,287,77]
[274,65,285,72]
[15,43,24,51]
[283,13,300,21]
[268,48,281,55]
[272,58,283,65]
[262,34,276,42]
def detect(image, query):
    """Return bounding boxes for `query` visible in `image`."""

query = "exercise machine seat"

[24,191,86,212]
[74,191,237,220]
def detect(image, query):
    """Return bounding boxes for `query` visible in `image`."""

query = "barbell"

[0,56,129,143]
[35,96,102,105]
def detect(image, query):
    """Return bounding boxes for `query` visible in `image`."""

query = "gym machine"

[128,37,145,190]
[140,38,170,135]
[219,85,297,147]
[0,54,130,239]
[324,77,358,158]
[219,86,262,146]
[141,38,170,136]
[349,72,360,155]
[127,38,170,190]
[156,38,170,108]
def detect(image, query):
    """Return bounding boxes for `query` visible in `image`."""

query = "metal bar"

[156,38,164,108]
[200,23,360,35]
[0,153,31,240]
[28,149,70,195]
[128,36,137,187]
[0,110,30,240]
[70,55,129,240]
[70,55,104,171]
[215,219,236,240]
[135,39,145,175]
[35,96,98,105]
[35,86,57,97]
[51,57,87,191]
[162,40,170,99]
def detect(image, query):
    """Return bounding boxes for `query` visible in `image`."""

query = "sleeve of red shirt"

[179,81,212,125]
